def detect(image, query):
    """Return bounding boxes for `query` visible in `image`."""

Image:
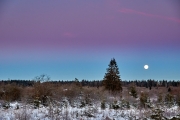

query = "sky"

[0,0,180,81]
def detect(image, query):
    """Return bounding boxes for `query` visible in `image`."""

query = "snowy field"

[0,101,179,120]
[0,81,180,120]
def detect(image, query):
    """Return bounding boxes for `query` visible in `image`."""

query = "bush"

[112,100,120,110]
[101,100,106,109]
[140,92,148,108]
[2,84,21,101]
[157,93,163,103]
[2,102,10,109]
[165,93,174,103]
[130,86,137,98]
[121,99,130,109]
[14,107,31,120]
[151,108,166,120]
[33,97,41,109]
[176,94,180,107]
[80,101,85,108]
[31,82,52,106]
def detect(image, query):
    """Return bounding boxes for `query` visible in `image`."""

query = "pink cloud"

[119,8,180,23]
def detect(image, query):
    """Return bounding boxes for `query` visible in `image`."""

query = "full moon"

[144,65,149,69]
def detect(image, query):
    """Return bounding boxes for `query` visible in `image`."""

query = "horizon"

[0,77,180,82]
[0,1,180,80]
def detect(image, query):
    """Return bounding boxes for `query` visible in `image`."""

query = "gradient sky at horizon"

[0,0,180,81]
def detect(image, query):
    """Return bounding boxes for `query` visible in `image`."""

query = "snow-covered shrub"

[15,103,19,109]
[2,102,10,109]
[47,104,62,120]
[80,101,86,108]
[101,100,106,109]
[33,97,41,109]
[171,116,180,120]
[14,107,31,120]
[111,100,120,110]
[84,111,95,118]
[151,108,166,120]
[83,106,97,118]
[121,99,130,109]
[60,84,83,107]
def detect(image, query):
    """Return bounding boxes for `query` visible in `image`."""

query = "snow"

[0,101,179,120]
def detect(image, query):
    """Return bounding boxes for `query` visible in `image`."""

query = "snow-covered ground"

[0,101,179,120]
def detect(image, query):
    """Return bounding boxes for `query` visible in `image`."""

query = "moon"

[144,65,149,69]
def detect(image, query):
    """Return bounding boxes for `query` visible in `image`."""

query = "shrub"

[157,93,163,103]
[33,97,41,109]
[2,84,21,101]
[14,106,31,120]
[121,99,130,109]
[165,93,173,103]
[80,101,86,108]
[130,86,137,98]
[31,82,52,106]
[176,94,180,107]
[112,100,120,110]
[101,100,106,109]
[151,108,166,120]
[2,102,10,109]
[140,92,148,108]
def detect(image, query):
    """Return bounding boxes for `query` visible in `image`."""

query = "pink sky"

[0,0,180,80]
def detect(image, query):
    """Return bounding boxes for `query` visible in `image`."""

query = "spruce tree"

[103,58,122,93]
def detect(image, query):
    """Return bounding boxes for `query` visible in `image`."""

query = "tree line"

[0,79,179,88]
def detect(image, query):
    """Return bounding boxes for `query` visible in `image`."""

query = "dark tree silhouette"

[103,58,122,93]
